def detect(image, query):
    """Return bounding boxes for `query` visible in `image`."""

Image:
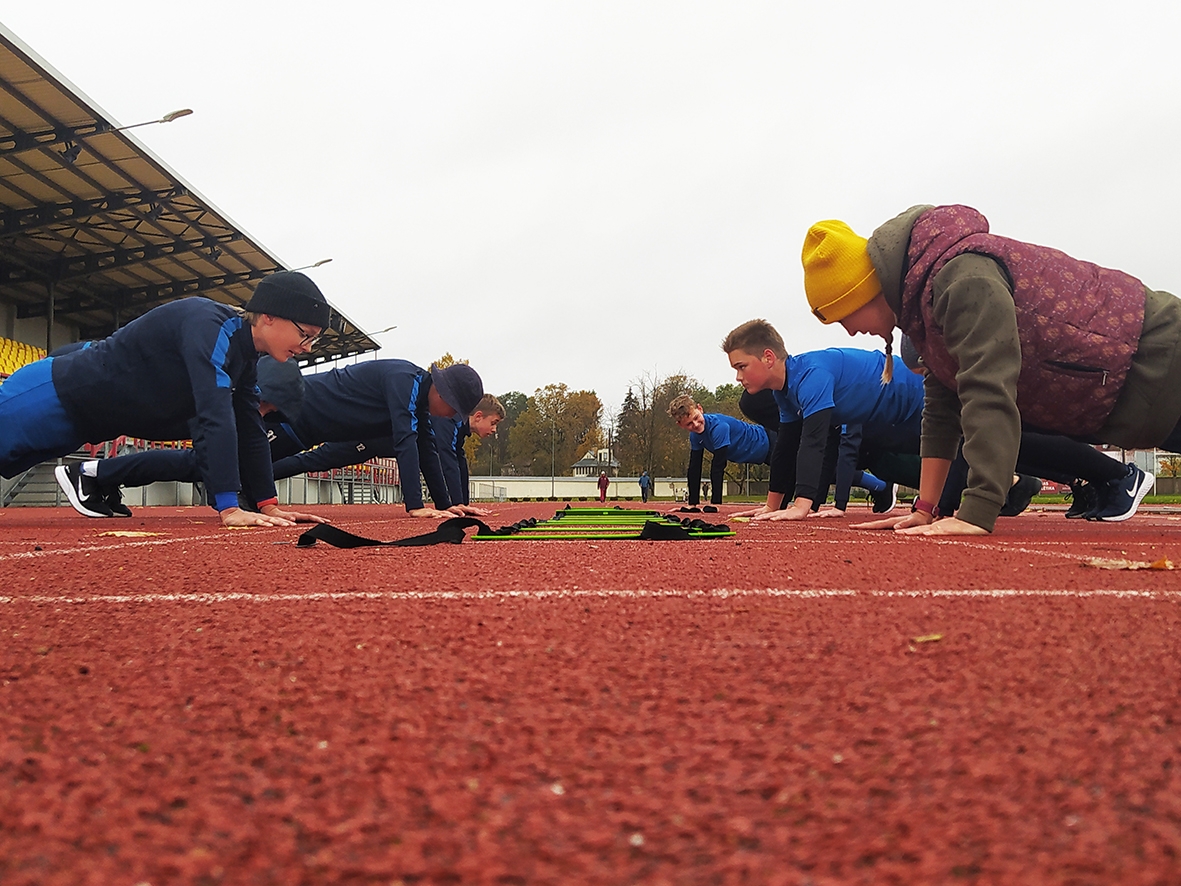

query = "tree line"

[463,370,768,486]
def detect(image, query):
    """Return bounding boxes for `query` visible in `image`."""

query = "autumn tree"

[614,371,706,476]
[1159,455,1181,479]
[465,390,527,475]
[507,385,603,476]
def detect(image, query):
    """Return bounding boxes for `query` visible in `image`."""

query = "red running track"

[2,501,1180,885]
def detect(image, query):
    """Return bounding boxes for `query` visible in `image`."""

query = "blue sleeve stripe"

[210,316,243,389]
[408,374,421,433]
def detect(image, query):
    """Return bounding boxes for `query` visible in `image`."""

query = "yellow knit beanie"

[801,220,881,323]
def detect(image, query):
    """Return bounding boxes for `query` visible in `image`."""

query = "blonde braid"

[880,338,894,384]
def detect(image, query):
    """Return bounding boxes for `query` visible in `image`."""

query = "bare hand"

[852,511,931,531]
[220,507,295,528]
[809,506,847,518]
[407,507,452,518]
[729,505,773,518]
[260,505,328,524]
[754,503,811,522]
[447,504,492,517]
[896,516,990,537]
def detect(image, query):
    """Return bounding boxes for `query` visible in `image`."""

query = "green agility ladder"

[296,507,734,548]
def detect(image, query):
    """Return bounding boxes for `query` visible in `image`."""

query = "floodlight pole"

[550,415,556,499]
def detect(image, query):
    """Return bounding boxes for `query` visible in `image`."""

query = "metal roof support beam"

[1,232,243,286]
[0,189,187,238]
[14,268,275,319]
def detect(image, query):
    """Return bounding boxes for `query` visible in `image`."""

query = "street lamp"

[288,258,333,272]
[550,414,556,500]
[113,108,194,132]
[60,108,194,165]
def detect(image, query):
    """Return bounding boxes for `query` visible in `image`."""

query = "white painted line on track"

[1,587,1178,605]
[0,533,236,561]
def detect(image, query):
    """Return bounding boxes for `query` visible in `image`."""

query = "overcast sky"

[6,2,1181,418]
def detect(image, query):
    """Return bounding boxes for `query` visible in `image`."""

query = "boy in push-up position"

[667,394,774,507]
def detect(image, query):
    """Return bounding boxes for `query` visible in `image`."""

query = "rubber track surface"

[2,502,1180,884]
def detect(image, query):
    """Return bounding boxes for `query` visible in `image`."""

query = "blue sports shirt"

[689,413,770,464]
[773,349,923,427]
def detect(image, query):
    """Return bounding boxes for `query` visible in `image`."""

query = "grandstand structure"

[0,22,402,506]
[0,22,375,363]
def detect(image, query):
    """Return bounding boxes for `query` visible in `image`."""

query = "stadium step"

[1,455,87,508]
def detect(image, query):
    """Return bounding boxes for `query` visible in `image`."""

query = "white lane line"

[1,588,1177,605]
[0,534,228,561]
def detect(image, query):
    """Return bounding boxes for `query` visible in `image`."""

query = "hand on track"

[852,512,929,531]
[809,506,847,518]
[260,505,328,525]
[896,516,989,536]
[753,503,811,522]
[730,505,775,519]
[220,507,298,528]
[448,504,492,517]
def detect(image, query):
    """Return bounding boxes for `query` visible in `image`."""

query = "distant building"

[572,448,620,477]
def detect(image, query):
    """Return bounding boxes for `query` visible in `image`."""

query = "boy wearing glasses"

[0,271,331,528]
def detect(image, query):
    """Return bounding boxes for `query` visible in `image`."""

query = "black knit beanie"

[431,363,484,416]
[256,355,306,422]
[245,271,332,329]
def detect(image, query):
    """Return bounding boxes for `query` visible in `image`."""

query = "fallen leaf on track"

[1083,557,1173,571]
[96,531,165,538]
[911,633,943,643]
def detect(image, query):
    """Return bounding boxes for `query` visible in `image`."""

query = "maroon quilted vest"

[898,205,1145,436]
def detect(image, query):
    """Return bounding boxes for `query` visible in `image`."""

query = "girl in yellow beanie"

[802,205,1166,537]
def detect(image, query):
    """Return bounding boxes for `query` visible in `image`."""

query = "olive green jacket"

[868,205,1181,530]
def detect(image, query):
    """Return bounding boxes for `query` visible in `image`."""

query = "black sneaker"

[999,474,1042,517]
[870,483,898,514]
[103,487,132,518]
[54,463,114,518]
[1087,463,1154,522]
[1064,482,1098,519]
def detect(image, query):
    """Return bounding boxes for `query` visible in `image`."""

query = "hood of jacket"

[865,204,933,320]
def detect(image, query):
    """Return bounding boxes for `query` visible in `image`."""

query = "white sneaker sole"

[1097,471,1155,523]
[54,464,110,518]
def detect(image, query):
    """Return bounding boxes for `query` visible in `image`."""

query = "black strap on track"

[638,517,730,539]
[297,517,494,548]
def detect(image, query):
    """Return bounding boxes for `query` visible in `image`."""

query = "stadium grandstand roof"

[0,22,375,364]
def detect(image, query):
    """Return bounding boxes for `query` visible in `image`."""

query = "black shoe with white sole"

[1087,463,1154,522]
[103,487,133,517]
[870,483,898,514]
[1064,482,1098,519]
[54,463,114,518]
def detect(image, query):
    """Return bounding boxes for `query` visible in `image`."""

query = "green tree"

[468,390,527,475]
[508,385,603,476]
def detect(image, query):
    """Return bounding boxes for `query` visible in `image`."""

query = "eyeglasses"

[288,318,321,348]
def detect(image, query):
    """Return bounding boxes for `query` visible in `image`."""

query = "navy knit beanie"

[256,355,306,422]
[245,271,331,329]
[431,363,484,416]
